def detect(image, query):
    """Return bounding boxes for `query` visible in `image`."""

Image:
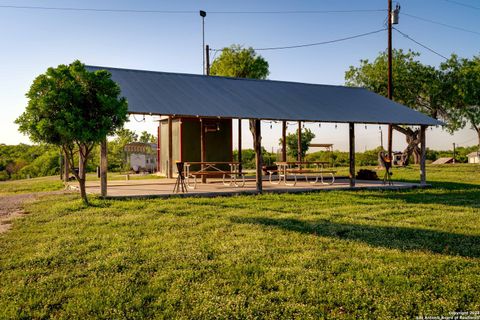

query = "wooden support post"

[282,121,287,161]
[349,123,356,187]
[420,125,427,185]
[168,116,173,179]
[254,119,263,193]
[297,121,302,162]
[100,139,107,197]
[388,124,393,159]
[157,121,161,173]
[200,119,206,183]
[238,118,242,174]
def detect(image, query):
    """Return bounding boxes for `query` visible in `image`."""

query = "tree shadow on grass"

[231,216,480,258]
[398,180,480,191]
[364,182,480,209]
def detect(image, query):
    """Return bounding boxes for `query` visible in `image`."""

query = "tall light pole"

[387,1,400,159]
[200,10,206,75]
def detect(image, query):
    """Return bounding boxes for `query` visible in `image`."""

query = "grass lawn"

[0,165,479,319]
[0,175,65,196]
[0,173,163,196]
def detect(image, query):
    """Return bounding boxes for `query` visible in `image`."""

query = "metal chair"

[173,161,188,193]
[378,151,393,185]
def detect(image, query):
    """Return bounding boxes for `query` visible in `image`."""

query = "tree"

[441,55,480,147]
[345,49,460,165]
[115,128,138,145]
[15,60,128,204]
[210,45,269,79]
[280,128,316,160]
[210,45,270,173]
[139,131,156,143]
[106,128,138,171]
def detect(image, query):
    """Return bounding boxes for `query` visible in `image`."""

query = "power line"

[208,9,386,14]
[0,5,385,14]
[441,0,480,10]
[393,27,449,60]
[211,28,386,52]
[402,12,480,36]
[0,5,196,13]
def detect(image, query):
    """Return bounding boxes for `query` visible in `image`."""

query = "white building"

[124,142,157,173]
[467,152,479,164]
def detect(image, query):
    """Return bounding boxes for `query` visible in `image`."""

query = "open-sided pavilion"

[86,66,442,197]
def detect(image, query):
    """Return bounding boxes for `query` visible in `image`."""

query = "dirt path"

[0,191,68,234]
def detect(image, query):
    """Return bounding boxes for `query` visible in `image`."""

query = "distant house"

[467,152,479,164]
[124,142,157,173]
[432,157,455,165]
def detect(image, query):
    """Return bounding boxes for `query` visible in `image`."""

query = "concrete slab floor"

[74,178,426,199]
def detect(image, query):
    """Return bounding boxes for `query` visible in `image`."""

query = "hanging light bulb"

[270,123,272,129]
[318,123,321,128]
[216,122,220,131]
[365,125,367,130]
[335,124,338,129]
[379,125,381,130]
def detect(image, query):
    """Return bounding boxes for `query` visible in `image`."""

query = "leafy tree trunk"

[78,147,89,205]
[473,123,480,148]
[63,143,94,205]
[392,125,421,166]
[249,119,263,165]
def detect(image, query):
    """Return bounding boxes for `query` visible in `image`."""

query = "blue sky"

[0,0,479,151]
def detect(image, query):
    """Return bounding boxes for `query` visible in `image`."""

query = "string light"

[132,114,146,122]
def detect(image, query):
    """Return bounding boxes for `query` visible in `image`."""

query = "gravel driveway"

[0,191,68,233]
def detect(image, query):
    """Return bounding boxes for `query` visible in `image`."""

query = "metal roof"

[86,66,442,126]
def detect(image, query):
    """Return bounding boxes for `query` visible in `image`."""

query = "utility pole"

[387,0,393,160]
[205,44,210,75]
[387,0,400,160]
[200,10,206,75]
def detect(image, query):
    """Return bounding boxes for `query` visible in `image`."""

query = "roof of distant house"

[124,142,156,154]
[432,157,454,164]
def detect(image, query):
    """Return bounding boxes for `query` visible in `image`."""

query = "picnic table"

[184,162,245,189]
[268,161,336,186]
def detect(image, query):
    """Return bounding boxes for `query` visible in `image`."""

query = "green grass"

[0,165,479,319]
[0,176,64,196]
[0,173,164,196]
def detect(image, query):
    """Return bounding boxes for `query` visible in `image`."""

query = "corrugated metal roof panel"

[86,66,443,126]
